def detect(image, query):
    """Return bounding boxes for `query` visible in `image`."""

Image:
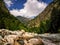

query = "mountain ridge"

[16,16,31,25]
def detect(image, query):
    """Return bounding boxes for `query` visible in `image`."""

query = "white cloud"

[10,0,47,18]
[4,0,13,7]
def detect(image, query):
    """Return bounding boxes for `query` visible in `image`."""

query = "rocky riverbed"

[0,29,60,45]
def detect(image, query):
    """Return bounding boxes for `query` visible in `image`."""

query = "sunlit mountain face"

[4,0,53,18]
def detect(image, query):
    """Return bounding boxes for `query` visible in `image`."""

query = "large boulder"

[28,38,43,45]
[22,32,34,40]
[4,35,20,45]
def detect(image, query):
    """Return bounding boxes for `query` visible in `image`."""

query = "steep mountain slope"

[28,0,60,33]
[28,1,53,28]
[0,0,27,30]
[16,16,31,25]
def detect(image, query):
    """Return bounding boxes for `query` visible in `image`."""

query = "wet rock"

[17,40,24,45]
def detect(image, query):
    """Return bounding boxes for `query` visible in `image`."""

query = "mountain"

[0,0,27,30]
[28,0,60,33]
[1,0,60,33]
[16,16,31,25]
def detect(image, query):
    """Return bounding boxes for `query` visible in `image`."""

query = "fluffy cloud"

[10,0,47,18]
[4,0,13,7]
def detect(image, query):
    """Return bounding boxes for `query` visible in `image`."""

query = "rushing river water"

[42,38,60,45]
[38,34,60,45]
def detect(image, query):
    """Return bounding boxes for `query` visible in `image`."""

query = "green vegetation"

[27,20,51,34]
[0,0,27,31]
[39,20,51,33]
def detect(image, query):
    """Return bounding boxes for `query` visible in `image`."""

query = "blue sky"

[9,0,52,10]
[4,0,53,18]
[9,0,27,10]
